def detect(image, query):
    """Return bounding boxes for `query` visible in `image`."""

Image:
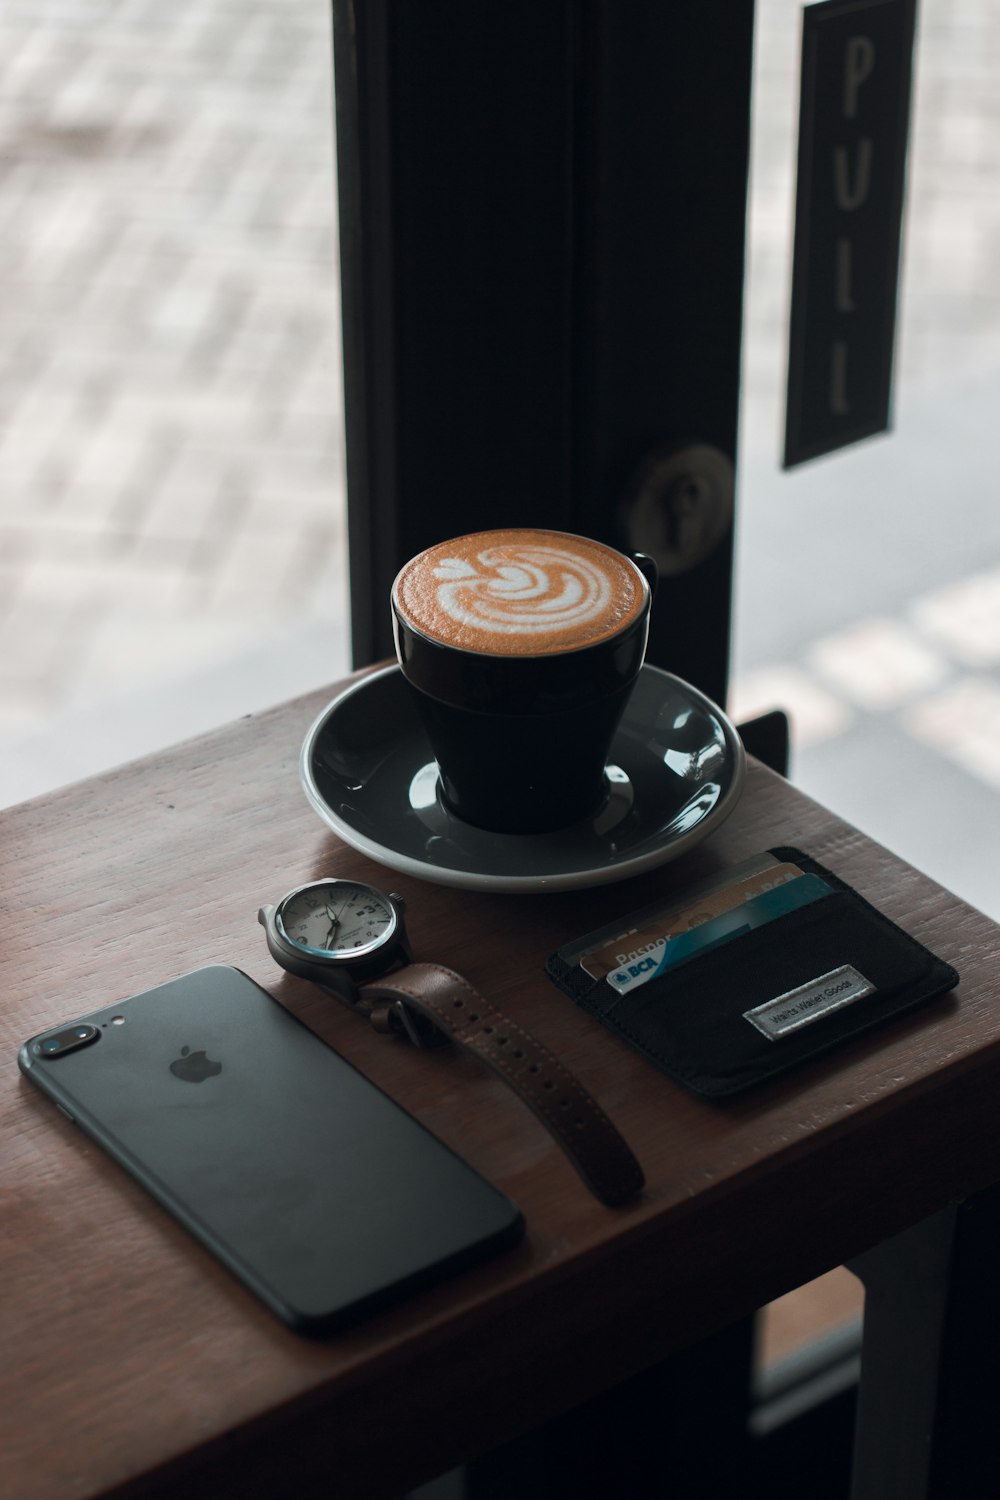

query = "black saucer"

[300,664,746,892]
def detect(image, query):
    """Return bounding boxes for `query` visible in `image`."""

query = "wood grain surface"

[4,670,1000,1499]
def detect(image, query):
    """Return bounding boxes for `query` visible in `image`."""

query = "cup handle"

[629,551,658,599]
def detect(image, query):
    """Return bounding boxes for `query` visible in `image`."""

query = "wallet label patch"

[744,965,875,1041]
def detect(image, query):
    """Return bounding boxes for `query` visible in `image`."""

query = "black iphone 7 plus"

[19,965,523,1333]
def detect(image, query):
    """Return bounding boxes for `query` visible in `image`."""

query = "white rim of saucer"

[299,663,747,893]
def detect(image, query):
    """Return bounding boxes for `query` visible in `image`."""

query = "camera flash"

[111,1015,125,1026]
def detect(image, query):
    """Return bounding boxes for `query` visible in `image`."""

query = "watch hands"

[324,903,343,949]
[321,895,388,950]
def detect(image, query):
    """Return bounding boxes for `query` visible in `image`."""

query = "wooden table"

[4,670,1000,1500]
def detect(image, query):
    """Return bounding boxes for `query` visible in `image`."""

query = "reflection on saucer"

[408,763,441,812]
[300,664,746,893]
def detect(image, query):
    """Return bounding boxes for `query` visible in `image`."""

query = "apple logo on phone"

[170,1045,222,1083]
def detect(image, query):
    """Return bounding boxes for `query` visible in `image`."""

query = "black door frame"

[332,1,755,711]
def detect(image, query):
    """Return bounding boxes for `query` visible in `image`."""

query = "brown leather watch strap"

[358,962,644,1208]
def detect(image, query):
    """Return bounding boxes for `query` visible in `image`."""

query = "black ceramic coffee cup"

[391,528,656,835]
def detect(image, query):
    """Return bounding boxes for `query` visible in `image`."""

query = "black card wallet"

[546,846,959,1097]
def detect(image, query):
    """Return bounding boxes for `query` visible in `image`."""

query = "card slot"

[569,882,851,1026]
[609,890,932,1029]
[549,850,829,1003]
[599,887,851,1026]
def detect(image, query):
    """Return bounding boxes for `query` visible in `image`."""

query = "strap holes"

[452,998,464,1008]
[512,1048,524,1059]
[528,1063,541,1074]
[543,1079,555,1091]
[468,1013,479,1023]
[482,1024,494,1035]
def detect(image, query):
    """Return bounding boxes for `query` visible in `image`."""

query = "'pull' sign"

[784,0,917,467]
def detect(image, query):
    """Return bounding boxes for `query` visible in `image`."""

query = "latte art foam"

[394,528,646,655]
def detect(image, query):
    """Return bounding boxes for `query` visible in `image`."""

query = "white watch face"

[276,880,396,959]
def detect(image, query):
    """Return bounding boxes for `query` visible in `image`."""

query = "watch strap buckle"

[369,997,447,1049]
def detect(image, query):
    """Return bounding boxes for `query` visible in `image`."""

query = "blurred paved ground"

[0,0,348,794]
[2,0,1000,919]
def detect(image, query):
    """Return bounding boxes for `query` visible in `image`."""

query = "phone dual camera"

[32,1025,100,1058]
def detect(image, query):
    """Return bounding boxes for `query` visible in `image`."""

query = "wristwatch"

[258,877,413,995]
[258,877,644,1207]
